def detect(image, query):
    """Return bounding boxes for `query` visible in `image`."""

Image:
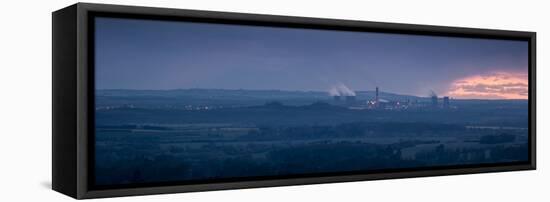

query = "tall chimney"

[375,86,379,103]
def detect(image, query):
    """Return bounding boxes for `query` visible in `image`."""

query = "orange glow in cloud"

[447,72,528,99]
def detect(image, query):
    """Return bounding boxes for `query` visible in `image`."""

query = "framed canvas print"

[52,3,536,199]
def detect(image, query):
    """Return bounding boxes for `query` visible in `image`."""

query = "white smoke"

[328,88,340,96]
[328,83,356,96]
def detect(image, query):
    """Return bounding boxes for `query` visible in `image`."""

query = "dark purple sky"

[95,17,528,97]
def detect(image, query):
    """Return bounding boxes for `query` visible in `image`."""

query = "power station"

[331,86,453,110]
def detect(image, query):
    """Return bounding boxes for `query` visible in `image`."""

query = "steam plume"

[328,83,356,96]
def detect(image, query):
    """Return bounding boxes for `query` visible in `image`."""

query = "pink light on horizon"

[447,71,528,99]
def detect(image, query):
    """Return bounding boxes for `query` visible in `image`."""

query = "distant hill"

[96,88,525,110]
[97,88,425,103]
[97,88,329,100]
[355,91,425,101]
[95,89,528,128]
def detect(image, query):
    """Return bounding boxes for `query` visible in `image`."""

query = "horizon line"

[96,88,528,101]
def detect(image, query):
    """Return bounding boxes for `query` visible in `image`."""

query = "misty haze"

[93,17,529,186]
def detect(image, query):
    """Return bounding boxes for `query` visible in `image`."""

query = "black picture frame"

[52,3,536,199]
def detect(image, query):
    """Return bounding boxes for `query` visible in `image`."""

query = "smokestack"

[430,90,438,107]
[443,96,450,108]
[376,86,379,103]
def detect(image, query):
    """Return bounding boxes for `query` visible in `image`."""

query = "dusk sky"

[95,17,529,99]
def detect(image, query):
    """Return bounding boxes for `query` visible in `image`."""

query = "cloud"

[447,71,528,99]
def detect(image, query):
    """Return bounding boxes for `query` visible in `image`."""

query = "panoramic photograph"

[93,17,529,186]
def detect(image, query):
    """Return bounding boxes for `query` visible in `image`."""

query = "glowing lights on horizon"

[447,71,528,100]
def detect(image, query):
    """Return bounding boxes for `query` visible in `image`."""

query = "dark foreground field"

[94,90,529,186]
